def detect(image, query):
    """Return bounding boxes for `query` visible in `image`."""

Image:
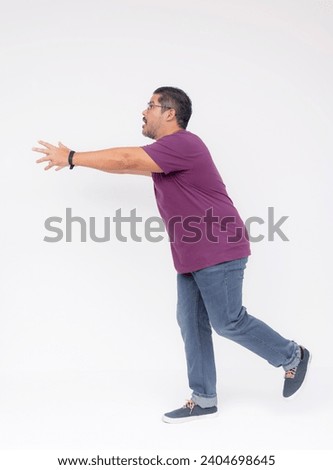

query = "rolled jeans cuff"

[282,343,301,371]
[192,393,217,408]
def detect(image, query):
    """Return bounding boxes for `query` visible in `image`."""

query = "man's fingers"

[33,147,49,154]
[34,140,68,170]
[58,141,68,149]
[38,140,55,149]
[35,156,50,163]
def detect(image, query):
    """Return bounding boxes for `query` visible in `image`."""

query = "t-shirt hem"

[141,144,169,174]
[175,250,251,274]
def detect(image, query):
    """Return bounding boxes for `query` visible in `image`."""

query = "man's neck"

[156,127,183,140]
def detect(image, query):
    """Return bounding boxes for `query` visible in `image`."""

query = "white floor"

[0,361,331,452]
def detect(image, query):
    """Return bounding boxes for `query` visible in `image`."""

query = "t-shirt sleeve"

[142,134,196,175]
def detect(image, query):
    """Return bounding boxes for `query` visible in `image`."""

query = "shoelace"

[285,367,297,379]
[183,399,196,414]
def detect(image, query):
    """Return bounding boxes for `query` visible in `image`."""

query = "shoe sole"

[284,351,312,400]
[162,411,219,424]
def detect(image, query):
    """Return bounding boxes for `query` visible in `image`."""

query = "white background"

[0,0,332,460]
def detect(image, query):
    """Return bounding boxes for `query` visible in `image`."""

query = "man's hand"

[33,141,71,171]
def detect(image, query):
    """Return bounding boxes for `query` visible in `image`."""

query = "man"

[34,86,311,424]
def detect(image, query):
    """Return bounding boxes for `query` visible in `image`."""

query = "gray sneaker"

[283,346,311,398]
[162,399,218,424]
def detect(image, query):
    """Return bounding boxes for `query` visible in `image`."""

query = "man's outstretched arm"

[33,141,163,175]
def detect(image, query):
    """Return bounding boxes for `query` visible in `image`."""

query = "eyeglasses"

[146,102,172,111]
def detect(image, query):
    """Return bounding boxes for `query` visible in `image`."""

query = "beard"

[142,120,157,140]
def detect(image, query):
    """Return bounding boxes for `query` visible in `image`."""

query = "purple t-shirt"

[142,130,251,273]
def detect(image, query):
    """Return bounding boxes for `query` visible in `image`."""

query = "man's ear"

[165,108,177,121]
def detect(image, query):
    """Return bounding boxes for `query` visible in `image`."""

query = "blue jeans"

[176,257,300,408]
